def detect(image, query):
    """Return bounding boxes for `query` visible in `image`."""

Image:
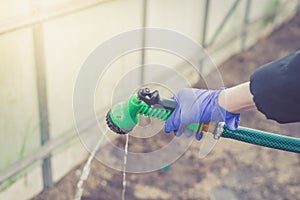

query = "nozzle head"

[106,96,142,134]
[106,110,130,134]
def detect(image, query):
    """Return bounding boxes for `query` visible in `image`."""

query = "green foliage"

[0,176,18,192]
[18,119,39,160]
[0,120,39,192]
[161,164,171,172]
[263,0,280,25]
[0,162,41,192]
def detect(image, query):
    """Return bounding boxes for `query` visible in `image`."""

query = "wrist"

[218,82,256,114]
[211,88,240,130]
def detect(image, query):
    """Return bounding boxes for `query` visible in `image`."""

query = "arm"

[218,82,256,114]
[165,51,300,138]
[220,51,300,121]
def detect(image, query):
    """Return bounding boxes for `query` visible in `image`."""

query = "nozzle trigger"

[137,88,177,111]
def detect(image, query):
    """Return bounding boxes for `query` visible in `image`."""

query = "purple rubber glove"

[164,88,240,138]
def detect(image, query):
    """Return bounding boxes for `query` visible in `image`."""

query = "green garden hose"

[222,125,300,153]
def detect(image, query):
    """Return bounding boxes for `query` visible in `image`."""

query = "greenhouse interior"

[0,0,299,200]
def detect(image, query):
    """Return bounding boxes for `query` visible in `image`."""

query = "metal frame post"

[32,24,53,189]
[199,0,210,73]
[207,0,241,47]
[241,0,251,51]
[201,0,210,49]
[140,0,148,85]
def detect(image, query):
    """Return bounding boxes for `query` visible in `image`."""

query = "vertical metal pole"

[199,0,210,74]
[32,24,53,189]
[201,0,210,49]
[140,0,148,85]
[241,0,251,51]
[206,0,241,47]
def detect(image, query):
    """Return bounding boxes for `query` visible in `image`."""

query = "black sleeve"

[250,51,300,123]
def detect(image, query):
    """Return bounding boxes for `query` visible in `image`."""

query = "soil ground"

[32,12,300,200]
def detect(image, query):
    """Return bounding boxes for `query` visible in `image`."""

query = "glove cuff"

[224,111,240,130]
[214,88,240,130]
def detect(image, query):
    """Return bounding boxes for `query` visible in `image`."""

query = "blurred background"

[0,0,299,199]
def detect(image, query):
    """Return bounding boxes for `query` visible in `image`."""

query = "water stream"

[74,132,129,200]
[74,132,106,200]
[121,134,129,200]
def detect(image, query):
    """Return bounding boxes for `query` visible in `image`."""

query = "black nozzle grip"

[159,99,177,111]
[138,88,178,111]
[138,88,160,106]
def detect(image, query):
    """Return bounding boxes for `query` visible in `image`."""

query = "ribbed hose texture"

[222,126,300,153]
